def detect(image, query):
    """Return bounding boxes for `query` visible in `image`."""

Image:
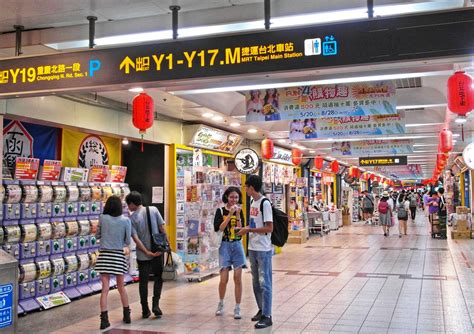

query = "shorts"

[219,240,247,271]
[362,208,374,214]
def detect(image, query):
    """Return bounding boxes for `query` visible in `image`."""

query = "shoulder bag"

[146,206,170,253]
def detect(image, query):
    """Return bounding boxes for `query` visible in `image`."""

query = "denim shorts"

[219,241,247,270]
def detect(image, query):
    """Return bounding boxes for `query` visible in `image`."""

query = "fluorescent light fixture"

[128,87,144,93]
[406,123,444,128]
[122,138,129,145]
[202,112,213,118]
[413,144,439,147]
[171,71,450,95]
[212,115,223,121]
[309,150,316,154]
[298,146,307,150]
[291,143,299,147]
[455,117,467,124]
[452,133,460,137]
[46,1,461,50]
[299,134,437,143]
[413,150,438,153]
[397,104,447,110]
[247,128,257,133]
[230,122,240,127]
[278,139,286,143]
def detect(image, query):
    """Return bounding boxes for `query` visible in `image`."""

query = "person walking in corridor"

[126,191,168,319]
[408,190,418,222]
[95,196,132,330]
[214,186,247,319]
[397,193,410,237]
[378,191,393,237]
[237,175,274,329]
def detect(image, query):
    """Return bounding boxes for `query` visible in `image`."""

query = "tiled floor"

[18,212,474,333]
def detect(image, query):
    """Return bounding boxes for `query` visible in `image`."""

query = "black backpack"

[258,198,289,247]
[438,196,447,216]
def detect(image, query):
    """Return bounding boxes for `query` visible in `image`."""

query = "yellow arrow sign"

[119,56,135,74]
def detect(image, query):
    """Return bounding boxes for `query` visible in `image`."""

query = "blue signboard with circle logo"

[0,284,13,329]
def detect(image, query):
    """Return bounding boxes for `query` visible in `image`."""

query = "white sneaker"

[215,302,224,316]
[234,306,242,319]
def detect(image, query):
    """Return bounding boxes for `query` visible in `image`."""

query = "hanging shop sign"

[235,148,260,175]
[14,157,40,180]
[462,142,474,170]
[244,81,396,122]
[269,146,293,165]
[39,160,62,181]
[0,10,472,97]
[190,125,242,154]
[289,113,405,140]
[331,139,413,156]
[359,156,407,166]
[110,165,128,183]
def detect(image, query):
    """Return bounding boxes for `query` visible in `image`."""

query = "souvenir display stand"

[341,187,354,225]
[287,177,308,244]
[308,170,323,208]
[171,145,244,282]
[1,159,131,314]
[262,161,296,212]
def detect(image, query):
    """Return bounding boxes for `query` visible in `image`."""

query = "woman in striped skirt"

[95,195,132,330]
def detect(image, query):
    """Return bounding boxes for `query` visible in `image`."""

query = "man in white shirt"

[237,175,273,329]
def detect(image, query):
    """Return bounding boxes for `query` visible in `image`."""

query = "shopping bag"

[210,230,223,249]
[162,251,177,281]
[390,215,396,227]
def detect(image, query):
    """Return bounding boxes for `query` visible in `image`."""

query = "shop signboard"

[359,156,407,166]
[14,157,40,180]
[331,139,413,156]
[88,164,110,182]
[244,81,396,122]
[373,164,422,179]
[39,159,62,181]
[110,165,127,182]
[269,146,293,165]
[190,125,242,154]
[0,10,472,97]
[289,113,405,140]
[0,284,13,329]
[234,148,260,175]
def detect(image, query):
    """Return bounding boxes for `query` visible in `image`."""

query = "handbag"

[146,206,170,253]
[162,251,177,281]
[210,208,224,249]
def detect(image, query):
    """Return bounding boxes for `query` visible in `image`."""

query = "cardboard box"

[451,230,472,239]
[289,229,306,237]
[456,220,470,232]
[456,207,470,214]
[287,236,306,244]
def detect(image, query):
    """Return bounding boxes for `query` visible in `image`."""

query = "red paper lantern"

[330,160,339,173]
[291,148,303,166]
[448,71,473,116]
[369,173,375,181]
[361,172,369,180]
[439,128,453,153]
[261,138,274,160]
[132,92,154,151]
[349,167,361,178]
[314,156,324,170]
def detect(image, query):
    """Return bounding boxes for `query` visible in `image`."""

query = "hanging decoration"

[447,71,473,117]
[314,155,324,170]
[439,128,453,153]
[132,92,154,152]
[291,148,303,166]
[260,138,274,160]
[330,160,339,173]
[348,166,360,178]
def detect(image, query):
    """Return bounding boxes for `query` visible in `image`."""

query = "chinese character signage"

[268,146,293,165]
[373,164,422,179]
[289,113,405,140]
[331,139,413,156]
[39,160,62,181]
[14,157,40,180]
[0,284,13,329]
[244,81,396,122]
[110,165,127,183]
[190,125,242,153]
[359,156,407,167]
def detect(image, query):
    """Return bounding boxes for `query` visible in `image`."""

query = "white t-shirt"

[248,196,273,252]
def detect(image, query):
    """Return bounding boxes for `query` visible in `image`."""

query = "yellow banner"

[61,129,121,168]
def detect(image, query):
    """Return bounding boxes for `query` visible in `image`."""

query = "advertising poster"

[3,120,59,172]
[110,165,127,183]
[61,167,89,182]
[373,164,422,179]
[289,113,405,140]
[190,126,242,154]
[244,81,396,122]
[62,129,121,168]
[331,139,413,156]
[36,291,71,309]
[14,157,40,180]
[88,164,110,182]
[39,160,62,181]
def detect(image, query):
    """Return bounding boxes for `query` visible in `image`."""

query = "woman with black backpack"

[397,194,410,238]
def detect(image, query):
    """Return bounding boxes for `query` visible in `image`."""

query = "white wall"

[1,96,183,145]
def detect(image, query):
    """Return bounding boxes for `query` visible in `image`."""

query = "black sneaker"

[251,310,262,321]
[142,310,151,319]
[255,315,272,329]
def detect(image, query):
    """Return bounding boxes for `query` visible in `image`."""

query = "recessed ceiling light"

[212,115,223,121]
[247,128,257,133]
[202,112,213,118]
[128,87,144,93]
[291,143,299,147]
[298,146,307,150]
[309,150,316,154]
[278,139,286,143]
[452,133,460,137]
[230,122,240,127]
[122,138,129,145]
[455,117,467,124]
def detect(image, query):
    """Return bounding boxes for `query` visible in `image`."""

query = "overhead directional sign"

[0,9,473,97]
[359,156,407,166]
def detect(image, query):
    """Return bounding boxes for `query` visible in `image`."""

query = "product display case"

[287,177,308,244]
